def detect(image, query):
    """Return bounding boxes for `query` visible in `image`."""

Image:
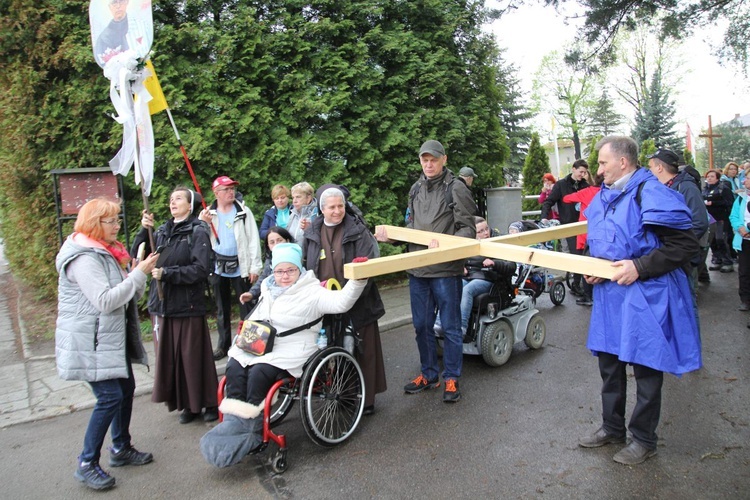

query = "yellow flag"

[144,59,168,115]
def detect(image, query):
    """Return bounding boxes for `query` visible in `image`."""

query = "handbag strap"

[277,317,324,337]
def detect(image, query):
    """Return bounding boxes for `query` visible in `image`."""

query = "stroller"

[507,220,566,306]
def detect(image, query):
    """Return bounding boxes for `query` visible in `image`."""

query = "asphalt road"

[2,273,749,499]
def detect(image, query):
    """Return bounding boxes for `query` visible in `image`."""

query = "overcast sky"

[486,1,750,142]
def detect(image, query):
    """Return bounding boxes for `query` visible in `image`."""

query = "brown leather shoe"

[578,427,626,448]
[613,441,657,465]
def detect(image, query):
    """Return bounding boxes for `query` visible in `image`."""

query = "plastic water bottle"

[316,328,328,350]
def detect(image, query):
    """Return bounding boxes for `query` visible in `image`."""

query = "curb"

[380,315,412,333]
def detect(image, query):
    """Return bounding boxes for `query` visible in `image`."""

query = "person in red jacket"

[538,173,559,220]
[563,171,603,306]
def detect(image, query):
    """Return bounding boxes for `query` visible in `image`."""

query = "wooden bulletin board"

[50,168,129,247]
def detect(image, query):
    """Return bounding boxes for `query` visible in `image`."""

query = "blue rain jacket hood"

[585,167,702,376]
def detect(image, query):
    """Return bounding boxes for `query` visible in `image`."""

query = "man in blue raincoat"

[578,136,702,465]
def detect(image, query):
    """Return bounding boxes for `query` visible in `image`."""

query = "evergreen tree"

[639,139,657,167]
[586,136,602,171]
[496,50,532,185]
[683,149,695,168]
[0,0,511,297]
[542,0,750,72]
[521,133,551,213]
[631,69,680,151]
[587,90,623,137]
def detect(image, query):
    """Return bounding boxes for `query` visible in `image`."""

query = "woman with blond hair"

[286,181,318,245]
[55,198,158,490]
[259,184,291,240]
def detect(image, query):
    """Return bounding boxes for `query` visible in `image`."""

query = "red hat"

[212,176,239,190]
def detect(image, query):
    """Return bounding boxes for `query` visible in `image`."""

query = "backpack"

[407,174,477,224]
[186,222,217,303]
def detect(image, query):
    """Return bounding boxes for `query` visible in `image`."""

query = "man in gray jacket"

[377,140,475,402]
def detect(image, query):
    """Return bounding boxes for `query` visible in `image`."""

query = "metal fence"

[523,194,541,218]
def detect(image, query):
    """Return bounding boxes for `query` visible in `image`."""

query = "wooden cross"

[343,222,618,280]
[698,115,722,171]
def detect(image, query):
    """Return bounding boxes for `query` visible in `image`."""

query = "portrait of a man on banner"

[89,0,153,68]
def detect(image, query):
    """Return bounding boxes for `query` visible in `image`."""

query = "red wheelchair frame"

[216,343,365,473]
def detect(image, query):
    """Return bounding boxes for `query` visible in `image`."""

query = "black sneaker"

[212,348,227,361]
[74,461,116,490]
[179,409,200,424]
[443,379,461,403]
[203,407,219,422]
[576,297,593,306]
[404,374,440,394]
[109,445,153,467]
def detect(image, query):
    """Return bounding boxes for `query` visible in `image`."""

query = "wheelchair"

[436,259,546,367]
[217,316,365,473]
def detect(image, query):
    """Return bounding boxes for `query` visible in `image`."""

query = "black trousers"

[225,359,287,406]
[566,238,583,289]
[738,240,750,304]
[214,275,252,352]
[598,352,663,450]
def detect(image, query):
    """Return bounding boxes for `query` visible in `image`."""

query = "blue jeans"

[460,279,493,332]
[409,275,463,381]
[80,362,135,463]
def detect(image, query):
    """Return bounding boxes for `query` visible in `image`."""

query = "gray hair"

[596,136,638,167]
[319,187,345,210]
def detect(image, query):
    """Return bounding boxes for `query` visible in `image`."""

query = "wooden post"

[698,115,723,171]
[343,223,620,281]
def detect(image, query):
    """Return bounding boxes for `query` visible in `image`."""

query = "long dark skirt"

[151,315,218,413]
[356,321,387,407]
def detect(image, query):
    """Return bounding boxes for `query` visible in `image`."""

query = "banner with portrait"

[89,0,153,68]
[89,0,155,196]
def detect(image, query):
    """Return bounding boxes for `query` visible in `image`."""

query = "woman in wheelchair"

[200,243,367,468]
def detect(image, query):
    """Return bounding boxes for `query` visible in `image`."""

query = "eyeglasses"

[273,268,299,277]
[110,0,128,5]
[215,186,236,193]
[101,219,121,227]
[477,227,490,233]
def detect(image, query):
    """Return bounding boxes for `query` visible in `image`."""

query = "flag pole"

[163,107,220,244]
[133,132,164,300]
[143,59,219,242]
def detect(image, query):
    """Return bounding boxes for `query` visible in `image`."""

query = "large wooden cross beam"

[343,222,618,280]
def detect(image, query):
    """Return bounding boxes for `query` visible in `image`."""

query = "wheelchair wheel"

[299,347,365,447]
[550,281,566,305]
[269,384,296,426]
[524,314,546,349]
[480,320,513,367]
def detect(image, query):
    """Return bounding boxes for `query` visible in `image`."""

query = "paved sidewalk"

[0,240,412,429]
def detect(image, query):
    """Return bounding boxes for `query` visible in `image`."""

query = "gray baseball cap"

[419,140,445,158]
[459,167,477,178]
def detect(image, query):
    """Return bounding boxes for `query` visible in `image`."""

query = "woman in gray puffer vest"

[55,198,158,491]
